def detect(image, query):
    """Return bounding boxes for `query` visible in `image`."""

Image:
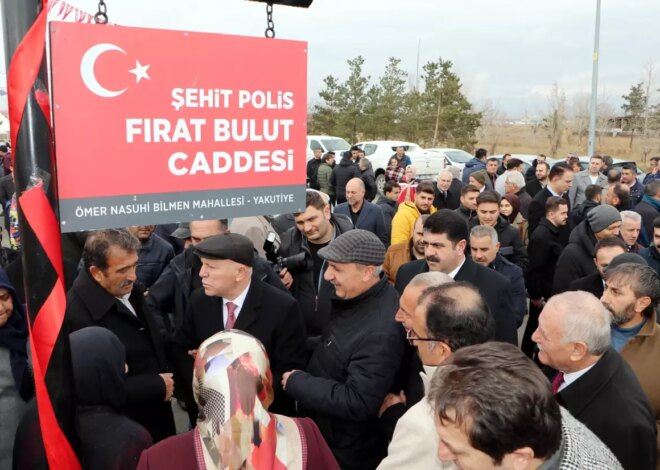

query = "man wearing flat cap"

[282,229,405,470]
[174,233,307,417]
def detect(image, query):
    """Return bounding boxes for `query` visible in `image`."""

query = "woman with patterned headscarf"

[138,330,339,470]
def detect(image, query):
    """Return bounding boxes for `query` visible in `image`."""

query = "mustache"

[120,280,134,288]
[426,256,440,263]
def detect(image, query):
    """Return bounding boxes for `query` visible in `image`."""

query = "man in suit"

[622,163,646,206]
[432,169,461,211]
[66,229,175,442]
[175,233,307,417]
[528,164,574,238]
[334,177,387,246]
[395,209,518,345]
[569,154,607,207]
[532,291,656,470]
[568,237,626,298]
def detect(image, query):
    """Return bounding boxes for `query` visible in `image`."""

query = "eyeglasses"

[406,328,444,346]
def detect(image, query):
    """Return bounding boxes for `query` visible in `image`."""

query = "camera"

[263,231,309,273]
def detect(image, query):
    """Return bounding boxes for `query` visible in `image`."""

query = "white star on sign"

[129,60,150,83]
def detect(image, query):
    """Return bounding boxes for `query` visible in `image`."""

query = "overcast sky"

[1,0,659,119]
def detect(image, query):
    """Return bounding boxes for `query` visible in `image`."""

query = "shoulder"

[138,431,195,469]
[334,202,349,213]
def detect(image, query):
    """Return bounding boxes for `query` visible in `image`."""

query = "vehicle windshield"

[443,150,473,163]
[321,138,351,152]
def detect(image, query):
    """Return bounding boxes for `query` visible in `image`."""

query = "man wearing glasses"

[395,209,518,345]
[378,282,494,469]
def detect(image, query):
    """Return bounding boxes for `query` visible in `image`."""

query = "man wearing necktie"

[532,290,656,470]
[173,233,308,418]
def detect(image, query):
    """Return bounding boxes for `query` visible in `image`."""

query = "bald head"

[345,178,366,208]
[417,282,494,352]
[396,272,453,328]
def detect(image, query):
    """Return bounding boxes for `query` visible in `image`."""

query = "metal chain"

[94,0,108,24]
[265,3,275,38]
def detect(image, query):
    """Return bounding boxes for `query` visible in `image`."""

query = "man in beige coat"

[601,261,660,467]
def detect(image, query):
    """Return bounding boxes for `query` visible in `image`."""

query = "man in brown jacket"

[601,261,660,465]
[383,215,428,284]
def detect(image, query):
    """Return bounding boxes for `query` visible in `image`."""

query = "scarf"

[192,330,303,470]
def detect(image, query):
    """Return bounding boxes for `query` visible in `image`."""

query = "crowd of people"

[1,146,660,469]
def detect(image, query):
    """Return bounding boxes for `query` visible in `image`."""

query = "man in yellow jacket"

[391,181,437,245]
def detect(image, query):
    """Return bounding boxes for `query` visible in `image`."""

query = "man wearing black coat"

[395,210,518,345]
[528,164,574,239]
[525,159,550,197]
[534,291,656,470]
[147,219,285,339]
[522,196,569,357]
[634,180,660,247]
[376,180,400,241]
[283,230,404,470]
[553,204,622,294]
[174,234,308,418]
[277,190,353,339]
[568,237,626,298]
[432,169,462,211]
[470,191,529,273]
[66,229,175,443]
[330,151,361,204]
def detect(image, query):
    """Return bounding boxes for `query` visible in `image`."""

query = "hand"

[530,298,545,309]
[188,349,198,358]
[280,268,293,289]
[160,373,175,401]
[379,391,406,417]
[282,370,298,390]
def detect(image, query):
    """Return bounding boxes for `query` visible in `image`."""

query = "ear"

[88,265,104,284]
[323,204,331,220]
[456,239,467,253]
[635,296,652,314]
[593,257,598,268]
[502,448,536,470]
[570,341,589,362]
[434,342,452,363]
[361,265,375,282]
[495,242,501,251]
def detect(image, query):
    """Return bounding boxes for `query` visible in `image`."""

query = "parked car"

[306,135,352,161]
[426,148,475,179]
[575,156,645,183]
[355,140,437,193]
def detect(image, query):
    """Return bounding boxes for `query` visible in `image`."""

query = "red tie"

[552,371,565,394]
[225,302,237,329]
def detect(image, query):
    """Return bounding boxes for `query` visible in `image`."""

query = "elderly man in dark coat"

[66,229,175,443]
[533,291,656,470]
[282,230,404,470]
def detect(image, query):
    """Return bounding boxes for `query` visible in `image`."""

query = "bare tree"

[542,83,567,156]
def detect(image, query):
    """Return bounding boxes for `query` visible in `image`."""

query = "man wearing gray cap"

[174,233,307,418]
[282,229,404,470]
[552,204,622,294]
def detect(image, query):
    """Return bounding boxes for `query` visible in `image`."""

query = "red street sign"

[49,22,307,232]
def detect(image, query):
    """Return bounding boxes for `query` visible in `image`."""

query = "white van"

[306,135,352,161]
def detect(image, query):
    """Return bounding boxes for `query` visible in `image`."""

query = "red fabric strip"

[20,185,81,470]
[6,6,46,150]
